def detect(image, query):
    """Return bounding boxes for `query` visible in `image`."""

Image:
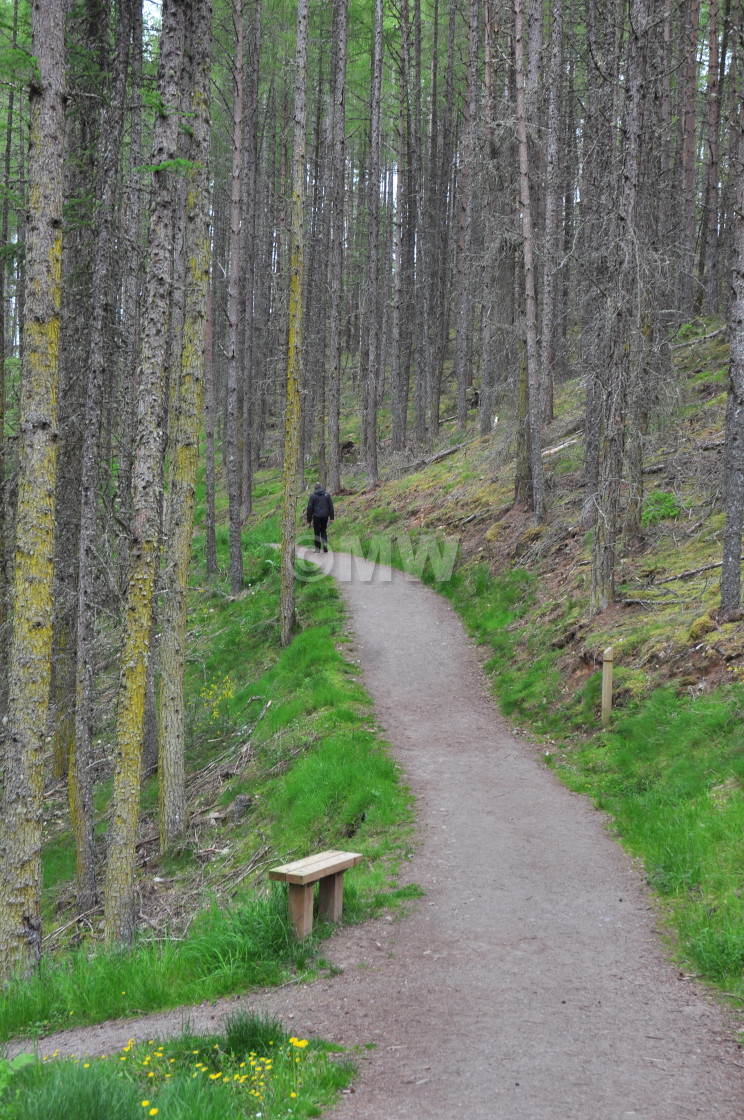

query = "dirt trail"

[10,551,744,1118]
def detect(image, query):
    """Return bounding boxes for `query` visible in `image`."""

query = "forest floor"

[9,548,744,1119]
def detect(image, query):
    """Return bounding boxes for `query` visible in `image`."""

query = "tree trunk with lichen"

[361,0,383,488]
[158,0,212,849]
[0,0,65,981]
[103,0,185,946]
[69,0,132,916]
[279,0,308,648]
[590,0,650,614]
[514,0,545,522]
[225,0,244,597]
[721,94,744,619]
[0,0,20,721]
[326,0,348,494]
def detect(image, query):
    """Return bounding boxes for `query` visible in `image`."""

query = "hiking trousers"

[311,516,329,551]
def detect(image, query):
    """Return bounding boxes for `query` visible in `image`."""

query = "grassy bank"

[1,504,413,1044]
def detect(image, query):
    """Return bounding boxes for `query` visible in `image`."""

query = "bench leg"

[318,871,344,924]
[288,883,314,938]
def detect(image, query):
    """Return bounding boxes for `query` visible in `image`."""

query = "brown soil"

[10,550,744,1118]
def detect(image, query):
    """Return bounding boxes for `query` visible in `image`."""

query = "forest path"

[11,551,744,1118]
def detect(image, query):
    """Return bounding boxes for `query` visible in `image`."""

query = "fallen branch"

[42,905,102,945]
[426,440,475,464]
[617,597,692,608]
[542,436,580,457]
[222,844,273,892]
[403,438,480,474]
[654,559,731,584]
[671,326,726,349]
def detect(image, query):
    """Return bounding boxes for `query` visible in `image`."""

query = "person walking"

[306,482,335,552]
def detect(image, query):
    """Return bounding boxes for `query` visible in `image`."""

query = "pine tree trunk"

[158,0,212,849]
[590,0,650,614]
[580,0,619,528]
[391,2,414,454]
[678,0,702,316]
[514,0,545,522]
[240,0,261,520]
[204,276,218,577]
[117,0,144,549]
[454,0,478,431]
[280,0,309,648]
[327,0,348,494]
[104,0,185,945]
[0,0,65,980]
[362,0,384,487]
[226,0,244,596]
[721,95,744,618]
[540,0,564,425]
[697,0,722,312]
[0,0,19,719]
[71,0,132,913]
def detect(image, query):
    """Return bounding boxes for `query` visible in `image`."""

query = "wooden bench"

[269,850,363,938]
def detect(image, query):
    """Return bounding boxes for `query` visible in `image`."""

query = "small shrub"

[641,490,682,527]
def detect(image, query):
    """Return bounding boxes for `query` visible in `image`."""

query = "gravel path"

[10,550,744,1118]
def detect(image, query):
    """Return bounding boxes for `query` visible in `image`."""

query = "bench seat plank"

[269,849,362,885]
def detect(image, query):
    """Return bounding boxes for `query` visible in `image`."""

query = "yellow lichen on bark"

[104,540,156,943]
[0,0,65,979]
[159,0,211,849]
[279,0,308,648]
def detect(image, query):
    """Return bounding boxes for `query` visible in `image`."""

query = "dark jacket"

[306,489,334,522]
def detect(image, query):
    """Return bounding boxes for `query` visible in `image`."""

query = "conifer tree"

[0,0,66,979]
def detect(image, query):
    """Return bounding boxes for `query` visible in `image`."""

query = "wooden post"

[318,871,344,923]
[288,883,314,938]
[601,646,614,727]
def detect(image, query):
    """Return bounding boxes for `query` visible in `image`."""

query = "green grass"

[555,684,744,992]
[0,892,307,1042]
[1,1013,356,1120]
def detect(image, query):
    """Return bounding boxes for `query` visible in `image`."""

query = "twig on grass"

[42,906,102,945]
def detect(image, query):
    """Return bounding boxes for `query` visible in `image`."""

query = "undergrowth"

[0,1012,355,1120]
